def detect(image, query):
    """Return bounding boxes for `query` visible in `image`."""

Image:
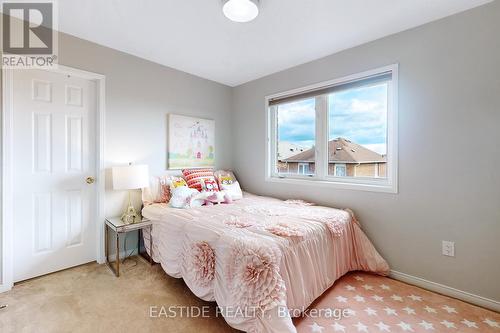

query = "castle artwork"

[168,114,215,169]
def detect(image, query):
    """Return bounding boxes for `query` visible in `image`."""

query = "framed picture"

[167,114,215,169]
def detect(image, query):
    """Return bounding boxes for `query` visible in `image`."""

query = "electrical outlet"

[442,241,455,257]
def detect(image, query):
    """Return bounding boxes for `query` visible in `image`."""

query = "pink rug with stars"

[294,272,500,332]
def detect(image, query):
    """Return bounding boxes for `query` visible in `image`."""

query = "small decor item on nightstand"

[112,163,149,223]
[121,206,137,224]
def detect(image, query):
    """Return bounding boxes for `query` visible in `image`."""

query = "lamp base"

[121,205,139,224]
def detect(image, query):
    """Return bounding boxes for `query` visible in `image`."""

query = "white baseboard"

[0,283,13,293]
[390,270,500,313]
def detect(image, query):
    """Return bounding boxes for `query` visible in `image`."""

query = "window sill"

[265,176,398,194]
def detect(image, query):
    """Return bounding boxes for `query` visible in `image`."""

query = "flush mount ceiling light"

[222,0,259,23]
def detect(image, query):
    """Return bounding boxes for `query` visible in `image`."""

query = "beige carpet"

[1,259,498,333]
[0,258,237,333]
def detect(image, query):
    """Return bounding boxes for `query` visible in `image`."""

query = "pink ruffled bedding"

[142,193,389,333]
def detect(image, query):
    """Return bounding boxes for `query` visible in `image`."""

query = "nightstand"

[105,217,153,277]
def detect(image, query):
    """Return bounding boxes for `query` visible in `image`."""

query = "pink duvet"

[142,193,389,333]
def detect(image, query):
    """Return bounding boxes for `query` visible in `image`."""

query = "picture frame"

[167,114,215,169]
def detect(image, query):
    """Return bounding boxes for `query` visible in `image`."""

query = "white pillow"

[189,191,208,207]
[220,181,243,200]
[141,176,162,206]
[169,186,198,208]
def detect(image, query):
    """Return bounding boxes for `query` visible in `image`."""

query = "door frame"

[1,65,106,292]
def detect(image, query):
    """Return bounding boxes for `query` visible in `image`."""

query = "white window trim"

[265,64,398,194]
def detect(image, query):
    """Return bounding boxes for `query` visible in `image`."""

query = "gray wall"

[57,33,233,217]
[232,1,500,301]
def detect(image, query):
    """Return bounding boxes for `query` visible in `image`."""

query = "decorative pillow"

[169,186,199,209]
[204,191,231,205]
[142,178,158,206]
[142,176,170,205]
[169,177,188,189]
[142,175,187,206]
[190,192,207,207]
[214,170,237,187]
[182,168,216,192]
[201,179,219,192]
[158,183,171,202]
[220,181,243,201]
[160,175,188,201]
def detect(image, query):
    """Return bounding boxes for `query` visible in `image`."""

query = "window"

[275,98,315,176]
[298,163,310,175]
[334,164,347,177]
[266,65,398,193]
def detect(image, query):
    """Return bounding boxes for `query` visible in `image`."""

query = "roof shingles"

[282,138,386,163]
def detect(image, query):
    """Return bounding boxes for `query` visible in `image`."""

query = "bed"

[142,192,389,333]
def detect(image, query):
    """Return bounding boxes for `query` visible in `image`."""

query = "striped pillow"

[182,168,216,192]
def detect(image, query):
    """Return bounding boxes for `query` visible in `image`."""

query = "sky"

[277,83,388,155]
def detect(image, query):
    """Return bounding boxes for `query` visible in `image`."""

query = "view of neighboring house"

[279,138,387,178]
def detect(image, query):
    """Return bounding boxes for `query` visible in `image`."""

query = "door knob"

[86,176,95,184]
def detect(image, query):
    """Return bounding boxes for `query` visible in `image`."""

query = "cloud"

[277,83,388,154]
[277,99,315,147]
[329,84,387,153]
[363,143,387,155]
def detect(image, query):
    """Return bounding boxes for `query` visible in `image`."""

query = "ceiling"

[58,0,492,87]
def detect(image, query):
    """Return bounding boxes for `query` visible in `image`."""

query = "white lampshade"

[112,164,149,190]
[223,0,259,23]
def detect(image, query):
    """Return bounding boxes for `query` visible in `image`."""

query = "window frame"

[265,64,398,194]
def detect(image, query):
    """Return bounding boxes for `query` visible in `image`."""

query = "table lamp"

[112,163,149,223]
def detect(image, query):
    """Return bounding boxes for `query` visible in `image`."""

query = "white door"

[12,69,97,282]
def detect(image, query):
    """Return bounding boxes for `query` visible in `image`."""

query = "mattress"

[142,192,389,333]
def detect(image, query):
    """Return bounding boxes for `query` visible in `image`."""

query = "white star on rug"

[442,305,457,314]
[383,307,398,316]
[418,320,434,330]
[483,318,500,328]
[354,276,364,281]
[397,321,414,332]
[402,306,416,315]
[364,307,377,316]
[440,320,456,329]
[309,322,324,333]
[293,272,500,333]
[335,296,348,303]
[354,295,365,302]
[309,323,325,333]
[461,319,478,328]
[408,294,423,301]
[354,322,368,332]
[331,322,346,332]
[423,306,437,313]
[374,321,391,332]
